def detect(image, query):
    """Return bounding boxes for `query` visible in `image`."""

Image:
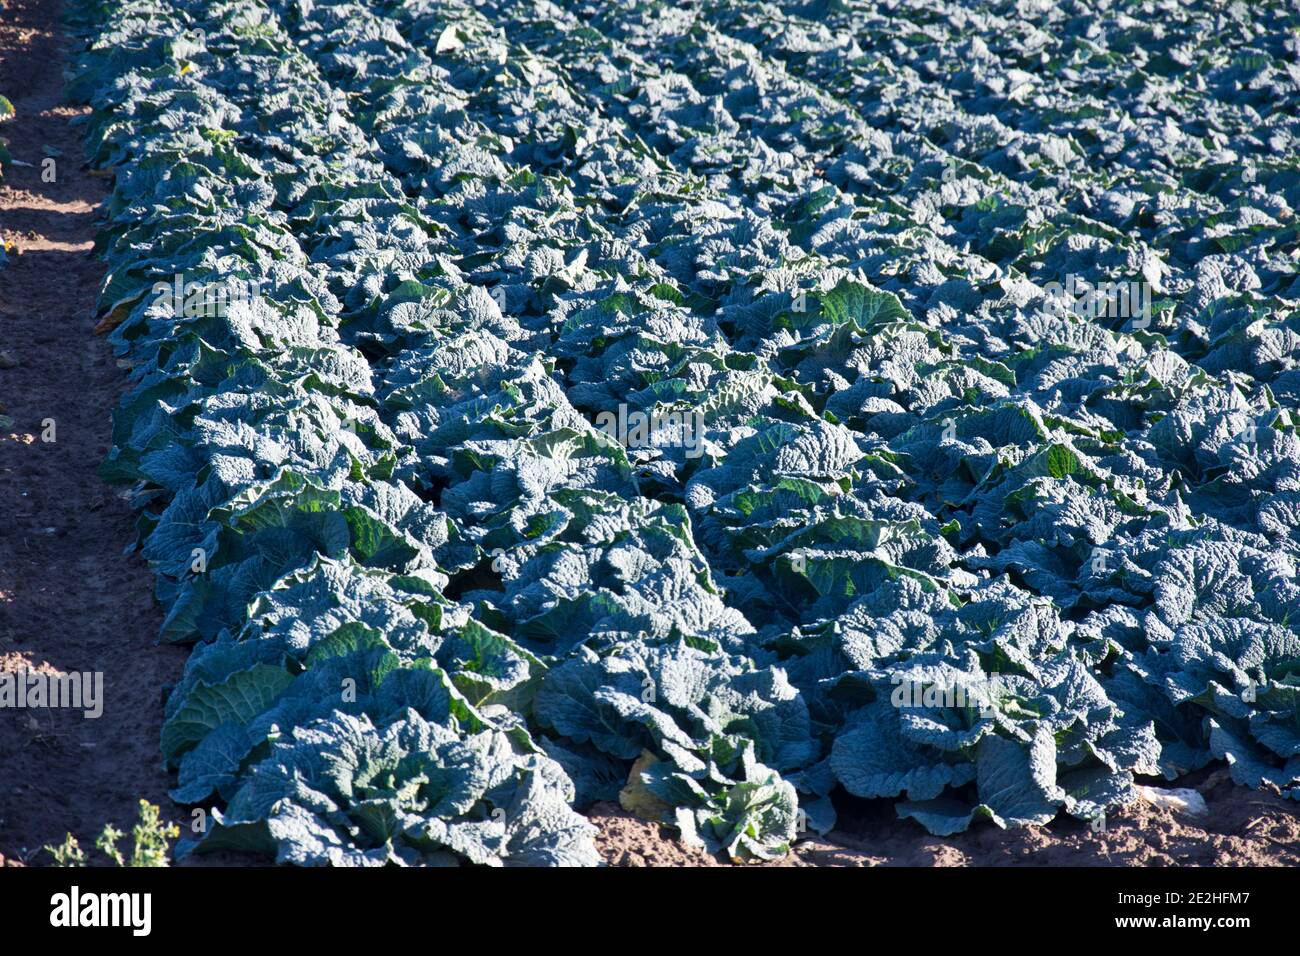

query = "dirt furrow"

[0,0,186,865]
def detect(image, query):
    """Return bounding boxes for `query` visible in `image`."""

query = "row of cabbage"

[75,0,1300,865]
[74,0,816,863]
[75,0,609,865]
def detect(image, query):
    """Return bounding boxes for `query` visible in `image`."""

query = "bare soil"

[0,0,187,867]
[1,0,1297,870]
[591,767,1300,867]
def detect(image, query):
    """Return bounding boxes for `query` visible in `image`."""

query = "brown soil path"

[0,0,187,865]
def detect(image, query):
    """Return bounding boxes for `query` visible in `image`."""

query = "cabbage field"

[69,0,1300,865]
